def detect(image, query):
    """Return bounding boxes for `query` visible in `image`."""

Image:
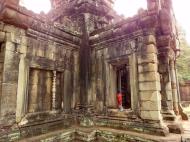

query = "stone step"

[162,114,176,121]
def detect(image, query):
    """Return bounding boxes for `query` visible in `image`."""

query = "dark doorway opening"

[117,65,131,109]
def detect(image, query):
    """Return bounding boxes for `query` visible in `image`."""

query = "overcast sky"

[21,0,189,43]
[114,0,190,43]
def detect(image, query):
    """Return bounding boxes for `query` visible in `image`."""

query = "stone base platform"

[0,113,189,142]
[18,125,190,142]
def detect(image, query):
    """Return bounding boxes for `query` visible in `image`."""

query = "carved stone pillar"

[138,35,162,121]
[159,55,174,114]
[63,69,72,113]
[52,71,57,111]
[72,52,79,109]
[1,41,20,119]
[129,41,138,113]
[95,50,104,112]
[138,34,169,135]
[170,60,179,115]
[16,54,29,122]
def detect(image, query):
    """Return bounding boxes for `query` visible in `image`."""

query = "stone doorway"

[117,64,131,109]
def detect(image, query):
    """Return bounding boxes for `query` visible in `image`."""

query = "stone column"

[96,50,104,112]
[72,52,79,109]
[129,52,138,113]
[107,64,117,108]
[1,41,20,118]
[159,55,174,114]
[170,60,179,115]
[52,71,57,111]
[16,54,29,122]
[104,48,109,112]
[138,35,162,121]
[63,69,72,113]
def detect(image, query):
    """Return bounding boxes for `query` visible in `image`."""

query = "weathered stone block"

[0,22,4,30]
[5,30,23,44]
[139,91,161,101]
[5,41,15,52]
[144,35,156,45]
[161,100,173,110]
[139,81,161,91]
[19,45,27,54]
[4,25,15,33]
[0,32,5,42]
[141,110,162,120]
[138,53,158,64]
[141,100,161,111]
[3,71,18,83]
[166,90,173,100]
[1,83,17,96]
[165,82,172,90]
[139,72,160,82]
[140,44,157,54]
[1,83,17,116]
[138,63,158,73]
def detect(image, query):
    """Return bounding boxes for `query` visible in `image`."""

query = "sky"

[114,0,190,43]
[20,0,190,43]
[20,0,51,14]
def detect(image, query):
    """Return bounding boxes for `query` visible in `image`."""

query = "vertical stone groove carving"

[52,71,57,111]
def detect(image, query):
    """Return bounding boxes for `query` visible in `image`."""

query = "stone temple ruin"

[0,0,189,141]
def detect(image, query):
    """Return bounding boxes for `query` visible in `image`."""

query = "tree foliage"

[176,36,190,82]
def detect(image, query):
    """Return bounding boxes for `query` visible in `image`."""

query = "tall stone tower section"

[49,0,117,111]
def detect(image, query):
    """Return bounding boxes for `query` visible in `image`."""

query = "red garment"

[117,93,122,106]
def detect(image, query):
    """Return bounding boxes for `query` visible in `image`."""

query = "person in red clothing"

[117,91,123,111]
